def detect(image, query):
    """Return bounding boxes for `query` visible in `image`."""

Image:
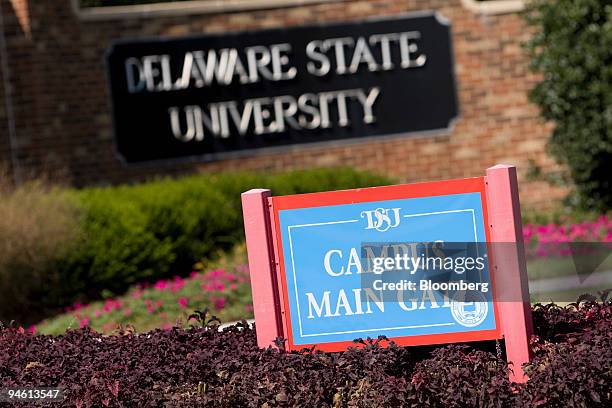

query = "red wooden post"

[241,189,284,349]
[486,165,533,383]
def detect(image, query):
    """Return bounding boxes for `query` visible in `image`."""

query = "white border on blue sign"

[286,209,480,339]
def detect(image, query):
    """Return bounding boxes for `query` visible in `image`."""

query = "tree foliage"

[524,0,611,211]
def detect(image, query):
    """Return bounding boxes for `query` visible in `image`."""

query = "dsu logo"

[360,208,401,232]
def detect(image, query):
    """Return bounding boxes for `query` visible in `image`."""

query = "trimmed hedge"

[0,168,391,324]
[69,169,391,293]
[0,296,610,407]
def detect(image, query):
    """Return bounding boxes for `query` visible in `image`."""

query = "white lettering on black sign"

[106,13,457,163]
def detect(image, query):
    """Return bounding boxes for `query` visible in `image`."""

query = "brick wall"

[0,1,13,178]
[0,49,8,177]
[0,0,565,209]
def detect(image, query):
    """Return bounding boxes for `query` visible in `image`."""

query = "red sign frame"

[241,165,533,382]
[270,176,502,352]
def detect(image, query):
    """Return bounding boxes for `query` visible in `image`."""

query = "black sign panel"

[106,13,458,164]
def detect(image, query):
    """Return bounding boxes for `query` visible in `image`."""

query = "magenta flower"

[154,280,168,291]
[178,297,189,308]
[523,217,611,258]
[103,299,118,313]
[79,317,90,328]
[210,269,226,278]
[171,276,185,293]
[214,298,226,311]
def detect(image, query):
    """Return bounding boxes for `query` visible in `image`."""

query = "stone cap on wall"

[72,0,349,20]
[72,0,526,20]
[461,0,525,15]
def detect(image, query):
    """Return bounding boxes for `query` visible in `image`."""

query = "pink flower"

[230,283,238,290]
[103,299,120,313]
[79,317,90,328]
[190,271,199,278]
[201,283,217,292]
[210,269,225,278]
[94,310,101,318]
[214,297,226,311]
[178,297,189,308]
[123,308,132,317]
[27,325,37,334]
[524,217,611,258]
[144,298,158,313]
[171,277,185,293]
[154,280,168,291]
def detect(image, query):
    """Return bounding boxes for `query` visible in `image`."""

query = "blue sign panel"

[278,192,496,346]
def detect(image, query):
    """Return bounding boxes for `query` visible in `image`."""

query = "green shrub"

[524,0,612,211]
[0,168,391,324]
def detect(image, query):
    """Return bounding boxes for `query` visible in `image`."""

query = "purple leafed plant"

[1,293,610,407]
